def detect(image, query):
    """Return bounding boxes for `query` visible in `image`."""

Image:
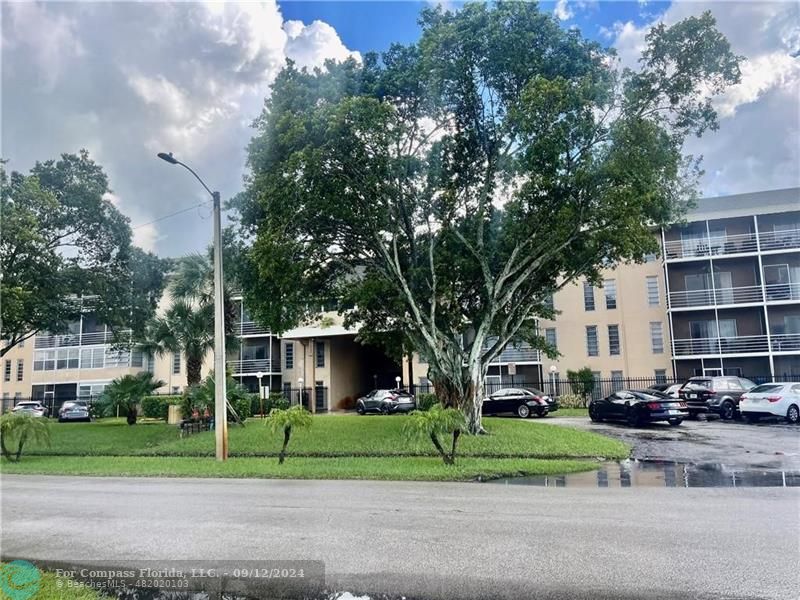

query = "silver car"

[58,401,91,422]
[11,401,48,418]
[356,389,416,414]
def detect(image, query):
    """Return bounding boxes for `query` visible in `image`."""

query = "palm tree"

[0,412,51,462]
[101,372,165,425]
[402,404,465,465]
[265,405,312,464]
[141,254,238,388]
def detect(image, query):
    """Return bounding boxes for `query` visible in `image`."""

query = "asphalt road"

[3,475,799,600]
[551,415,800,470]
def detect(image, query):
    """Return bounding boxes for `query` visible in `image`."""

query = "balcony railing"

[758,228,800,251]
[771,333,800,352]
[34,330,132,349]
[764,283,800,303]
[664,228,800,260]
[668,285,763,308]
[235,321,271,336]
[227,359,281,375]
[673,335,771,356]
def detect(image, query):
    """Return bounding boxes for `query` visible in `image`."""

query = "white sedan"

[740,382,800,424]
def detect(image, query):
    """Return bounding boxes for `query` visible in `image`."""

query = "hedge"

[141,395,183,420]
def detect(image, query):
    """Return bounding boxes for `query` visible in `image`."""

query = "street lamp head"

[549,365,558,373]
[157,152,178,164]
[255,371,264,380]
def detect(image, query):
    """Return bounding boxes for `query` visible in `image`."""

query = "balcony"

[235,321,271,336]
[673,334,776,356]
[668,285,763,309]
[771,333,800,352]
[664,228,800,261]
[486,344,541,364]
[227,359,281,375]
[34,329,132,349]
[764,283,800,303]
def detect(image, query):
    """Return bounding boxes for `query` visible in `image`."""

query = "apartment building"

[661,187,800,380]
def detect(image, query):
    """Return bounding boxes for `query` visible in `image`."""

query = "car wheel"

[626,407,641,427]
[356,404,365,415]
[668,418,683,427]
[589,405,602,423]
[745,414,760,424]
[786,404,800,425]
[380,404,390,415]
[517,404,531,418]
[720,401,735,421]
[58,418,64,423]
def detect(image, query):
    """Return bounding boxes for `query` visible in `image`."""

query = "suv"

[678,376,756,420]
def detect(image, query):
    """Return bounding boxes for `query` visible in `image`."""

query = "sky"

[2,1,798,257]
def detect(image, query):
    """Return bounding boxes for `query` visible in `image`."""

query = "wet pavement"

[549,415,800,470]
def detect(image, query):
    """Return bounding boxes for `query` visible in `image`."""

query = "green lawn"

[1,455,597,481]
[27,415,626,460]
[0,562,103,600]
[5,413,627,481]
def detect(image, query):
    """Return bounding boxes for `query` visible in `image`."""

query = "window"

[650,322,664,354]
[608,325,620,355]
[545,328,557,351]
[16,359,24,381]
[543,294,554,311]
[105,348,130,368]
[284,342,294,369]
[586,326,599,357]
[583,281,595,311]
[604,279,617,309]
[131,349,144,368]
[611,370,623,384]
[78,383,107,398]
[646,276,660,306]
[56,348,79,370]
[654,369,667,383]
[34,350,57,371]
[80,347,104,369]
[315,341,325,368]
[3,360,10,382]
[171,386,180,395]
[644,253,657,263]
[172,352,181,374]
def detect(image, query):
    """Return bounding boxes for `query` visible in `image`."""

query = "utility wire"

[131,199,213,230]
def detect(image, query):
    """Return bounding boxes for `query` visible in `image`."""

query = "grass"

[26,415,626,460]
[0,561,103,600]
[0,455,598,481]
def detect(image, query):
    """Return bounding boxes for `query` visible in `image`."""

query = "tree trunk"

[15,433,27,461]
[429,432,452,465]
[450,429,461,463]
[432,364,487,435]
[186,353,203,387]
[279,425,291,464]
[0,435,16,461]
[126,406,137,425]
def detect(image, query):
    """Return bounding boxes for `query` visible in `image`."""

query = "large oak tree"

[235,3,742,433]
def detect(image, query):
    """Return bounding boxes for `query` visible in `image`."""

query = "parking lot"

[554,415,800,471]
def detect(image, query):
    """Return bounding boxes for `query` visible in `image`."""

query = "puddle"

[487,459,800,488]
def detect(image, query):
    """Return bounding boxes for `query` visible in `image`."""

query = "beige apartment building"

[3,188,798,411]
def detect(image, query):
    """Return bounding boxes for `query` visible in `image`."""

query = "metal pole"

[212,191,228,461]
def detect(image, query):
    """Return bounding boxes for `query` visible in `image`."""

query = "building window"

[644,253,657,263]
[611,370,623,385]
[284,343,294,370]
[34,350,57,371]
[131,349,144,368]
[650,322,664,354]
[604,279,617,309]
[583,281,595,311]
[544,294,554,311]
[608,325,621,356]
[654,369,667,383]
[586,325,599,357]
[646,276,660,306]
[80,347,104,369]
[3,360,10,382]
[171,386,180,395]
[172,352,181,374]
[315,341,325,368]
[545,328,557,351]
[56,348,79,370]
[16,359,24,381]
[105,348,131,369]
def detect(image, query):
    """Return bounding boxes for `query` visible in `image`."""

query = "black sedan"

[589,389,689,426]
[481,388,558,418]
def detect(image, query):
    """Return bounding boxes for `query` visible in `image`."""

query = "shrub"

[402,404,465,465]
[557,394,587,409]
[0,413,51,461]
[336,396,356,410]
[229,394,253,421]
[566,367,596,407]
[99,372,165,425]
[265,405,312,464]
[267,393,290,413]
[141,395,182,420]
[416,393,439,412]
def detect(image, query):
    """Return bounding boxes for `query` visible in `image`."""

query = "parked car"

[739,382,800,424]
[356,389,416,414]
[11,401,48,418]
[647,383,681,398]
[58,401,92,422]
[589,389,689,426]
[481,388,558,418]
[677,376,756,420]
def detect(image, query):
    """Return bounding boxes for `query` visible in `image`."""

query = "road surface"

[2,475,798,599]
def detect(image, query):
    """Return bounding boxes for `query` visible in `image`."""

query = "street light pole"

[157,152,228,461]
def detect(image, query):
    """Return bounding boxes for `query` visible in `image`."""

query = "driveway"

[2,475,799,600]
[550,415,800,471]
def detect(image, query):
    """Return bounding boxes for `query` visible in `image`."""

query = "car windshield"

[687,379,712,388]
[749,384,783,394]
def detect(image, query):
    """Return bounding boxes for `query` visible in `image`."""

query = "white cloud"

[284,20,362,69]
[554,0,573,21]
[605,1,800,195]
